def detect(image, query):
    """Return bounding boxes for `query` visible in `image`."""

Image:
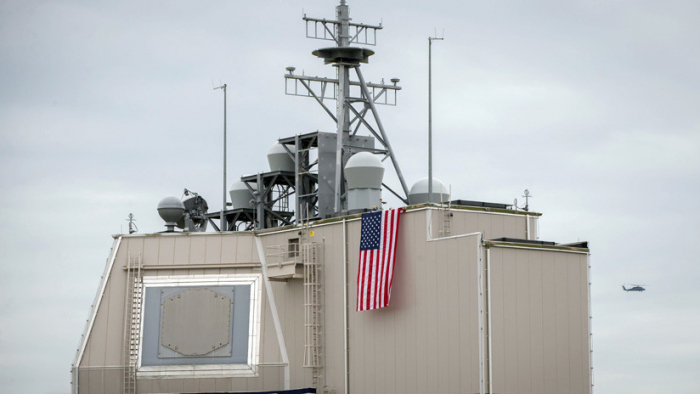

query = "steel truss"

[286,0,410,214]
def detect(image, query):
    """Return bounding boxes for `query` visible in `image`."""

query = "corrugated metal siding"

[489,247,590,394]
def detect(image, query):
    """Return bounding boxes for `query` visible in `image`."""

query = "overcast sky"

[1,0,699,393]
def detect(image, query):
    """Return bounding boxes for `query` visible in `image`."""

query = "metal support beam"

[299,78,337,122]
[254,236,290,390]
[295,135,301,224]
[355,67,410,198]
[256,173,264,230]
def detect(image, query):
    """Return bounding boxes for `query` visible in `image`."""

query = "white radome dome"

[408,178,450,204]
[229,180,255,209]
[267,142,296,172]
[344,152,384,190]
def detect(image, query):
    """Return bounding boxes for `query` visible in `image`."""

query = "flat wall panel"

[204,235,222,264]
[142,237,160,265]
[235,236,255,263]
[516,250,532,391]
[528,254,545,394]
[103,265,127,366]
[489,247,590,394]
[542,251,557,394]
[343,210,481,394]
[221,235,237,263]
[447,208,535,241]
[189,236,207,263]
[555,253,571,393]
[136,377,152,393]
[173,236,191,265]
[85,369,104,394]
[182,378,198,393]
[157,237,175,265]
[82,243,127,368]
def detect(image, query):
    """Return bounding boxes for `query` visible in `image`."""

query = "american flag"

[356,208,402,311]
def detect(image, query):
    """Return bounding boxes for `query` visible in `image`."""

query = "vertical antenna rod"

[428,35,443,203]
[214,83,228,231]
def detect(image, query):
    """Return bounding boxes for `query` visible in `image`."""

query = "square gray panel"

[160,288,232,357]
[141,285,250,367]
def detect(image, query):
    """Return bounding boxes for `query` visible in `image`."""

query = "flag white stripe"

[386,210,398,300]
[371,248,379,309]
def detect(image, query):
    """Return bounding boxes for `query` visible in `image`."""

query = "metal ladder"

[122,252,142,394]
[302,241,323,384]
[440,199,452,237]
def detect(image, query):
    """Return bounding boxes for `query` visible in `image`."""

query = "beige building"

[72,204,592,394]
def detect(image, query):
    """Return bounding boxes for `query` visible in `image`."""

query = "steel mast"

[334,1,350,212]
[214,83,228,231]
[285,0,410,213]
[428,36,443,203]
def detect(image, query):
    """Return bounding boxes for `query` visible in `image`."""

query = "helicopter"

[622,284,646,292]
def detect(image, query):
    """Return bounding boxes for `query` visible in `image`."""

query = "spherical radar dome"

[408,177,450,204]
[157,196,185,228]
[344,152,384,190]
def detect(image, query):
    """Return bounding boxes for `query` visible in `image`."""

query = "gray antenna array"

[286,1,409,212]
[514,189,532,211]
[126,213,138,234]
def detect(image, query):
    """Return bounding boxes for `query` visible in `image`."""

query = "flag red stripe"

[377,210,389,308]
[382,209,394,306]
[364,250,370,311]
[356,250,364,311]
[380,209,393,306]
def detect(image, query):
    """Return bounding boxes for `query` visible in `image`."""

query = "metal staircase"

[122,252,142,394]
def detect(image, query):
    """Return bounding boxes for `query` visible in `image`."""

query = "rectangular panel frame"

[137,274,262,379]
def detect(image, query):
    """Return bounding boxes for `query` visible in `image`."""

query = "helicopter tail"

[622,285,627,291]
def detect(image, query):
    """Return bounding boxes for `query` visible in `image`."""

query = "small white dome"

[408,178,450,204]
[344,152,384,190]
[267,142,296,172]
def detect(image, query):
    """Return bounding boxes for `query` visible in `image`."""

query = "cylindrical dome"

[229,180,255,209]
[267,142,296,172]
[344,152,384,190]
[157,196,185,231]
[408,178,450,204]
